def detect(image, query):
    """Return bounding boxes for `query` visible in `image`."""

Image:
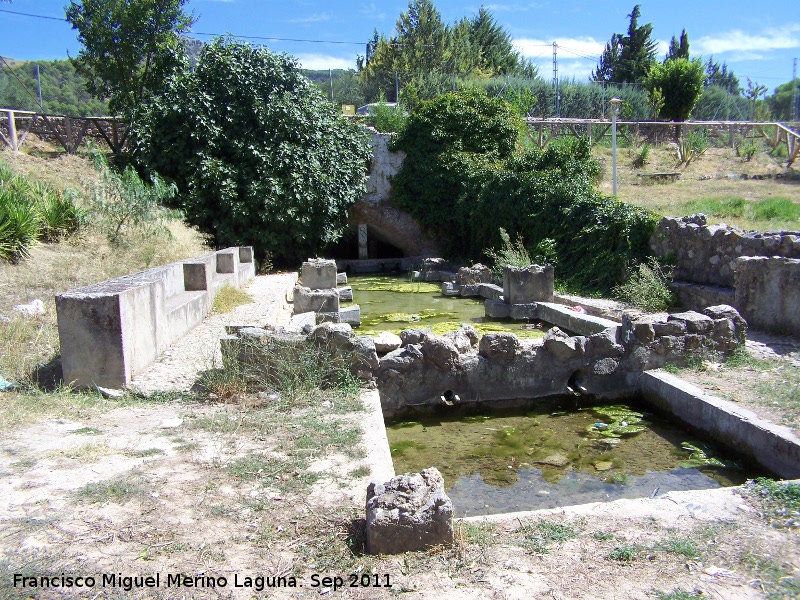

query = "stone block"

[349,336,379,372]
[479,283,504,301]
[293,286,339,315]
[373,331,402,354]
[309,322,352,347]
[653,320,686,336]
[288,312,316,334]
[339,305,361,327]
[459,284,480,297]
[503,264,554,304]
[366,468,454,555]
[337,272,348,285]
[400,329,429,346]
[478,333,519,364]
[338,286,354,302]
[455,263,493,285]
[485,299,511,319]
[301,258,337,290]
[510,303,538,320]
[543,327,580,361]
[441,282,461,296]
[668,311,713,334]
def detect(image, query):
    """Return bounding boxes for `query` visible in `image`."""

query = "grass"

[212,284,253,313]
[743,478,800,527]
[76,473,147,503]
[460,521,497,548]
[606,543,645,562]
[653,590,703,600]
[513,519,579,554]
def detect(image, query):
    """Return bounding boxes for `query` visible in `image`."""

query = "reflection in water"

[387,402,760,517]
[347,274,547,338]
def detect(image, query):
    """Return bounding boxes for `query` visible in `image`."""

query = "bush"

[88,149,177,245]
[613,258,675,311]
[485,228,532,278]
[371,94,406,133]
[393,92,658,293]
[131,38,372,267]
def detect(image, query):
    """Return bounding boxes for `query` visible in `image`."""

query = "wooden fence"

[1,108,126,154]
[2,108,798,167]
[525,118,800,167]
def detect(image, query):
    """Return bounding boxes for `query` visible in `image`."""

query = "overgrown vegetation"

[211,285,253,314]
[87,148,177,246]
[613,257,675,311]
[744,478,800,527]
[393,90,658,293]
[130,38,372,267]
[0,160,85,262]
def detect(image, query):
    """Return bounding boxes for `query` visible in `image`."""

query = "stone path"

[130,272,297,395]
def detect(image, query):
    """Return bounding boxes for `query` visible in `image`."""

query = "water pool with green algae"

[386,401,763,517]
[345,275,547,339]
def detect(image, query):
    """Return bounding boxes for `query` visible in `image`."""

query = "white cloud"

[296,53,357,70]
[694,24,800,56]
[288,13,333,24]
[359,3,387,21]
[481,3,542,12]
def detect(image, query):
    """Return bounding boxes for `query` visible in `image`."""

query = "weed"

[485,227,533,279]
[127,447,166,458]
[743,478,800,527]
[752,197,800,221]
[593,530,615,541]
[212,285,254,313]
[348,465,370,478]
[45,442,111,463]
[513,519,578,554]
[613,257,675,311]
[631,143,650,168]
[735,136,761,161]
[653,589,703,600]
[70,427,102,435]
[460,521,497,548]
[76,474,146,503]
[656,537,701,559]
[606,543,644,562]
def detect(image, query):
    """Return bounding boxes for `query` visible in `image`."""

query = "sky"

[1,0,799,89]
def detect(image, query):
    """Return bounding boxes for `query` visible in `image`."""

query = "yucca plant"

[0,189,40,263]
[37,188,87,242]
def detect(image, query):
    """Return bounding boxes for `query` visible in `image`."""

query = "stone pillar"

[358,223,368,259]
[503,264,555,303]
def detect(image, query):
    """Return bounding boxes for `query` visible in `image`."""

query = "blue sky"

[1,0,799,88]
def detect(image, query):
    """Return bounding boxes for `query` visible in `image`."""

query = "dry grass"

[593,144,800,230]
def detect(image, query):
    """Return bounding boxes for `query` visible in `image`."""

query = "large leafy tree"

[65,0,195,116]
[129,38,372,266]
[592,5,657,84]
[767,78,800,121]
[646,57,705,121]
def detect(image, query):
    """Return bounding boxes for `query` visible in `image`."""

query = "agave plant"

[0,188,40,263]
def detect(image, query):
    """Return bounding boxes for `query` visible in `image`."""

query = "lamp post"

[609,97,622,196]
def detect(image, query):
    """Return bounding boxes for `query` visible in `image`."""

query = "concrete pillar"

[7,110,18,152]
[358,223,368,259]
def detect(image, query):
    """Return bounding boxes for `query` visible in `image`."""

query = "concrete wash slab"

[56,247,255,389]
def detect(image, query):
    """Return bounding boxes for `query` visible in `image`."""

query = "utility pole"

[792,58,798,122]
[552,42,560,117]
[35,64,42,111]
[329,69,334,104]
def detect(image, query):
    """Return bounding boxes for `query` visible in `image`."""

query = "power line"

[0,7,66,22]
[0,55,43,108]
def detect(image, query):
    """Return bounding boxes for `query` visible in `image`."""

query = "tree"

[65,0,195,116]
[767,79,800,121]
[468,7,524,77]
[645,57,705,121]
[666,29,690,61]
[129,38,372,266]
[593,5,657,84]
[744,78,769,120]
[704,57,739,93]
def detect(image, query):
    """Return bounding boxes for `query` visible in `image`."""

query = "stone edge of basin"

[640,370,800,480]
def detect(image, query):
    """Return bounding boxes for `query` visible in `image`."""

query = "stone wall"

[651,215,800,287]
[735,257,800,334]
[221,304,746,418]
[651,214,800,335]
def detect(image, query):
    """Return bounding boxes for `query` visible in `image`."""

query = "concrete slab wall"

[640,370,800,479]
[735,256,800,335]
[56,247,255,389]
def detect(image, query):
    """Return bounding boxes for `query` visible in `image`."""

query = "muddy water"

[386,400,761,517]
[346,274,547,339]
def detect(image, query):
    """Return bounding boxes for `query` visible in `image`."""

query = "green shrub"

[88,149,177,245]
[393,90,657,294]
[371,93,406,133]
[130,38,372,267]
[631,143,650,168]
[735,136,760,161]
[37,188,87,242]
[613,257,675,311]
[485,228,532,278]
